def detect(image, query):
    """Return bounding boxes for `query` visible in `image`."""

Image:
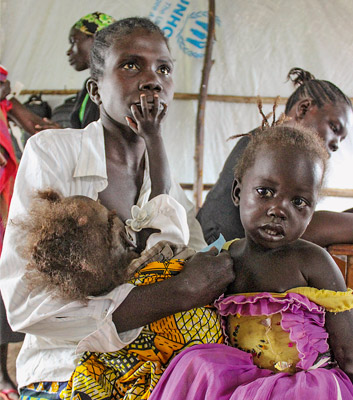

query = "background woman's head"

[67,12,115,72]
[284,67,353,155]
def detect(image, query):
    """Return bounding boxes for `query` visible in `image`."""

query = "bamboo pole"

[194,0,216,211]
[20,90,353,105]
[181,183,353,198]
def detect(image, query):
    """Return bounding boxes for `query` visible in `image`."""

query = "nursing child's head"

[87,17,174,127]
[232,126,328,249]
[21,190,138,302]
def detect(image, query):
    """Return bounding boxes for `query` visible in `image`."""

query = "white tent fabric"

[1,0,353,210]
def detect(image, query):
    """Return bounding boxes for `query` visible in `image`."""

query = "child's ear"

[231,178,241,206]
[295,98,314,120]
[86,78,102,106]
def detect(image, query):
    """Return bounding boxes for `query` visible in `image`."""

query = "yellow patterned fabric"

[61,259,223,400]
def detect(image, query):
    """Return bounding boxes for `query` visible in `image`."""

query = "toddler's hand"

[125,93,167,139]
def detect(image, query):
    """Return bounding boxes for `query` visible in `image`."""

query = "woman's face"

[297,101,353,155]
[94,28,174,128]
[67,28,93,72]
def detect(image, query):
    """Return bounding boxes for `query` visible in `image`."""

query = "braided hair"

[235,125,329,186]
[285,67,352,114]
[90,17,169,80]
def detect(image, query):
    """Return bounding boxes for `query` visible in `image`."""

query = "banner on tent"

[148,0,220,58]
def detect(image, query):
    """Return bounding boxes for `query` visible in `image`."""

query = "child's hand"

[125,93,167,139]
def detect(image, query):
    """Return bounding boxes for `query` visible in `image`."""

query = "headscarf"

[73,12,116,36]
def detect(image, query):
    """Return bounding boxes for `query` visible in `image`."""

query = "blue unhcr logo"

[176,11,221,58]
[148,1,221,59]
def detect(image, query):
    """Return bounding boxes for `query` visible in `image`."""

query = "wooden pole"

[194,0,216,211]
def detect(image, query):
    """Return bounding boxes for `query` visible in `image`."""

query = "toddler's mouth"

[260,224,285,239]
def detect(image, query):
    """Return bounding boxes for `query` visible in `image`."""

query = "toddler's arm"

[307,244,353,381]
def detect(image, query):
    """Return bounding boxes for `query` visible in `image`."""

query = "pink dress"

[150,288,353,400]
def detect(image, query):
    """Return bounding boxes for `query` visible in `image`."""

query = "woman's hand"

[0,150,7,168]
[176,247,235,309]
[113,247,235,333]
[125,94,167,139]
[0,80,11,102]
[34,118,61,132]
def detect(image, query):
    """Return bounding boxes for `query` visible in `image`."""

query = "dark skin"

[285,98,353,247]
[67,28,93,72]
[87,28,234,332]
[0,79,60,133]
[228,145,353,381]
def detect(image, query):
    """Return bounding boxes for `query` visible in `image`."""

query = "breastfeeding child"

[150,122,353,399]
[0,18,233,399]
[20,188,221,399]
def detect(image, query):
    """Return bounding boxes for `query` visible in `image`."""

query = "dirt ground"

[7,342,22,385]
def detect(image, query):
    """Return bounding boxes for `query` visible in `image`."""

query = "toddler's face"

[237,145,323,249]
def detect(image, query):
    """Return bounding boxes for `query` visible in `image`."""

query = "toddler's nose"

[267,203,287,220]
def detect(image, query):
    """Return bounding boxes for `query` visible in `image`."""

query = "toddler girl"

[150,123,353,399]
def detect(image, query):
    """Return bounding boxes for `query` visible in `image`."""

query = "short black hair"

[90,17,169,80]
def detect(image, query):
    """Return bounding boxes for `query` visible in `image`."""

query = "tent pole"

[194,0,216,211]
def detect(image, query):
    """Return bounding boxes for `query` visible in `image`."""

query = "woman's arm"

[302,210,353,247]
[113,248,235,332]
[8,98,60,134]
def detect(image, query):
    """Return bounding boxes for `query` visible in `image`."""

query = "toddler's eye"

[158,65,171,75]
[256,188,273,198]
[292,197,309,209]
[123,63,138,70]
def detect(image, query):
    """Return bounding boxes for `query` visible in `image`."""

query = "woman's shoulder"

[28,126,84,147]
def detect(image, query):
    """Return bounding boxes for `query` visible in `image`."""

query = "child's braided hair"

[234,122,329,185]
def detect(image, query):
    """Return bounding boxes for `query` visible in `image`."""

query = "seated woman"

[0,18,234,400]
[151,117,353,400]
[197,68,353,247]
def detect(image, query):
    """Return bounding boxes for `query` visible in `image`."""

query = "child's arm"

[126,93,171,199]
[306,245,353,381]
